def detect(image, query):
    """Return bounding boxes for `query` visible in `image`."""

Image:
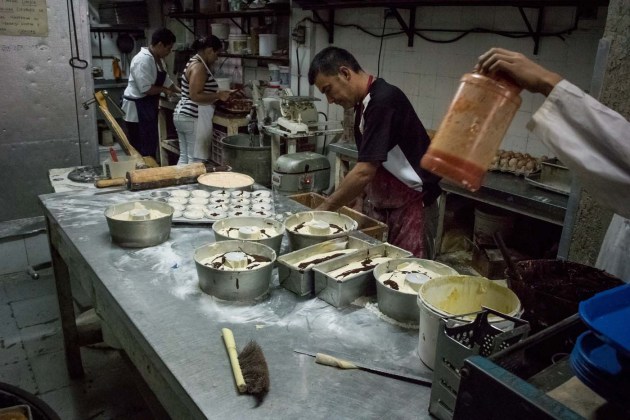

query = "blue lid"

[570,331,630,404]
[579,284,630,358]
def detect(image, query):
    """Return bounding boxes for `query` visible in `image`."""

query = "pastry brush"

[222,328,270,398]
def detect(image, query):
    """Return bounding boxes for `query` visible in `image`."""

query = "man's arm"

[475,47,562,96]
[316,161,379,211]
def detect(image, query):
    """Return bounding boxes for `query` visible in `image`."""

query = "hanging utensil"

[116,33,135,77]
[112,57,122,80]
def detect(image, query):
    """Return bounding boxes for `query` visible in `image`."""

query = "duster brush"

[222,328,270,400]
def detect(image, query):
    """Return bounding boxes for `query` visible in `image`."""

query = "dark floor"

[0,267,154,419]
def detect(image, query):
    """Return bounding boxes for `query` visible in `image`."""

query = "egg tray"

[142,188,275,224]
[488,165,540,178]
[488,150,543,177]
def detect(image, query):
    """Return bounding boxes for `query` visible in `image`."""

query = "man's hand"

[475,48,563,96]
[315,161,378,211]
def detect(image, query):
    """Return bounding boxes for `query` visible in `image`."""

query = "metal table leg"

[46,218,84,378]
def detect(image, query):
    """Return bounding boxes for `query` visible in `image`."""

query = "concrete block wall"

[291,5,607,157]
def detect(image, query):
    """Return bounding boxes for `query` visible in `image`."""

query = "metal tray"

[313,243,412,308]
[524,171,570,195]
[138,187,274,225]
[277,236,372,296]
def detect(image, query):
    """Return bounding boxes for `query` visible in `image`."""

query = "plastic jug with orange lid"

[421,72,522,192]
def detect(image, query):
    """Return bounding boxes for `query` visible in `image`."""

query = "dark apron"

[124,68,167,158]
[362,167,426,258]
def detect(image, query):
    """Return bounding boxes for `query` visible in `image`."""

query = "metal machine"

[276,95,320,134]
[272,152,330,194]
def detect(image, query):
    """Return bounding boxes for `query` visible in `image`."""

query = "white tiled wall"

[292,5,607,156]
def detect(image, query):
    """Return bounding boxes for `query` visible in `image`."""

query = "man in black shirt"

[308,47,440,257]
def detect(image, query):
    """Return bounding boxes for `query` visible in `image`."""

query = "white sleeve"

[528,80,630,219]
[132,54,156,94]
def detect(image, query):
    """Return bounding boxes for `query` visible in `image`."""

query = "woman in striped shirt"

[173,36,232,164]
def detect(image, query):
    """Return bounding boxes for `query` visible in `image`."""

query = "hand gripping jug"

[421,72,522,191]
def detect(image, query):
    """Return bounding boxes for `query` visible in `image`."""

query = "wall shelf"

[89,25,146,34]
[293,0,608,9]
[218,52,289,64]
[168,3,290,34]
[296,0,609,54]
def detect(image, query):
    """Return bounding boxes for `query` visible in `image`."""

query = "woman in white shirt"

[173,36,232,165]
[477,48,630,281]
[122,28,180,159]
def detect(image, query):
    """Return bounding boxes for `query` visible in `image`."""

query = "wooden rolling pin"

[95,177,126,188]
[94,163,231,190]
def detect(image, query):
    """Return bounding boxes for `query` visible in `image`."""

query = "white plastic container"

[102,156,137,179]
[258,34,277,57]
[279,65,290,86]
[268,63,280,82]
[228,34,248,54]
[417,275,521,369]
[215,77,231,90]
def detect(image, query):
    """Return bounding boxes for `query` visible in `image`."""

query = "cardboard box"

[289,192,388,242]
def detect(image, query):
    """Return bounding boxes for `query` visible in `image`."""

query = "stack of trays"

[312,243,412,307]
[148,188,273,223]
[570,284,630,405]
[277,236,372,296]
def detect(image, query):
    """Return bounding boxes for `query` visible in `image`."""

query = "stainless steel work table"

[39,187,433,419]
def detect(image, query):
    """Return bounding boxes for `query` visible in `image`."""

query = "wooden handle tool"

[95,177,126,188]
[94,90,157,168]
[222,328,247,393]
[315,353,358,369]
[294,349,432,386]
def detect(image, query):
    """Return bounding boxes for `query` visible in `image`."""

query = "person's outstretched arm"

[476,48,630,219]
[475,47,562,96]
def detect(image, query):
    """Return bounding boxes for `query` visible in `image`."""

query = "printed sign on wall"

[0,0,48,36]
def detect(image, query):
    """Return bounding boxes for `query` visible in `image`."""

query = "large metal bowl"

[104,200,173,248]
[284,211,358,251]
[374,258,459,323]
[194,240,276,301]
[212,216,285,255]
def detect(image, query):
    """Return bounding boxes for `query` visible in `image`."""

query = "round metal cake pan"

[104,200,173,248]
[195,240,276,301]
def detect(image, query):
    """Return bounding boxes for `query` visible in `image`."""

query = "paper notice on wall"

[0,0,48,37]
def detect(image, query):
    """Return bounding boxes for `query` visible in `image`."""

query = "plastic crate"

[429,308,530,420]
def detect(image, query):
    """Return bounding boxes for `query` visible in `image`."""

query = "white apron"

[193,55,216,161]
